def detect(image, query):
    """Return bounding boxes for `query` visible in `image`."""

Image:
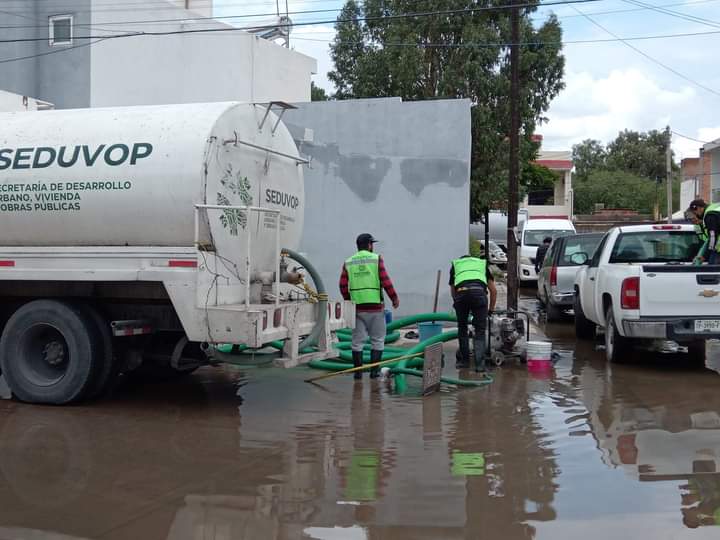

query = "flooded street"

[1,292,720,539]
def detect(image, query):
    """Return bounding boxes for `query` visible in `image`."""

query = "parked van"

[518,218,575,284]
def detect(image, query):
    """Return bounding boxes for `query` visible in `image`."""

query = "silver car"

[537,233,603,321]
[480,240,507,268]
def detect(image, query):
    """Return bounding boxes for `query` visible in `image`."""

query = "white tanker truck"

[0,102,352,404]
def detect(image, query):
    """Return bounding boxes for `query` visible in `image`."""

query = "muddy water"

[1,311,720,538]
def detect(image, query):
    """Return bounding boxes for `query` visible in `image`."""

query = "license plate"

[695,320,720,333]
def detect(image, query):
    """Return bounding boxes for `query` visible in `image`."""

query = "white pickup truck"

[573,224,717,363]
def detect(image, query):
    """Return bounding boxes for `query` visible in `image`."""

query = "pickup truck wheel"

[574,293,596,340]
[605,306,632,363]
[0,300,100,404]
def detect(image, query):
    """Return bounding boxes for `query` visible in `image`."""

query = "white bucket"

[526,341,552,372]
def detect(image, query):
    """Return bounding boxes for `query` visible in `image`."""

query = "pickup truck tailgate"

[640,265,720,316]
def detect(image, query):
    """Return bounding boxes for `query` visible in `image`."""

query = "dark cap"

[688,198,707,211]
[356,233,379,247]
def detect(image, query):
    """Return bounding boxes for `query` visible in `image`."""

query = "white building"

[0,0,316,109]
[522,136,574,219]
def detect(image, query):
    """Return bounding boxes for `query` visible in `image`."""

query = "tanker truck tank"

[0,102,350,405]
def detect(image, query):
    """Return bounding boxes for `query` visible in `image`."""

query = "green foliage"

[469,238,483,258]
[571,139,606,182]
[573,170,676,215]
[311,82,328,101]
[571,129,680,214]
[521,162,558,194]
[328,0,566,219]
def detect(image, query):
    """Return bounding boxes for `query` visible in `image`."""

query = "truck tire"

[574,293,596,340]
[77,304,116,399]
[604,305,632,363]
[0,300,101,404]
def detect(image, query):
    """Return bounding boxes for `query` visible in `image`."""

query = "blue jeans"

[710,251,720,265]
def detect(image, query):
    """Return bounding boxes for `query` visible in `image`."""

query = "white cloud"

[542,68,697,152]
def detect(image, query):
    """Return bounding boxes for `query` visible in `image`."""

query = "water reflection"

[449,370,559,539]
[572,344,720,529]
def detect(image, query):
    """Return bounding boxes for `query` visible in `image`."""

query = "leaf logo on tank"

[0,143,153,170]
[217,164,253,237]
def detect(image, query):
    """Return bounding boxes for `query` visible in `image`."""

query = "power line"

[0,6,341,30]
[672,130,712,144]
[2,0,719,31]
[290,27,720,45]
[571,5,720,99]
[0,37,106,65]
[4,11,720,64]
[0,0,605,44]
[622,0,720,29]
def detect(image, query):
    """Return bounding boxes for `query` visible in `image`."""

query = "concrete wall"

[90,1,316,107]
[285,98,472,317]
[168,0,213,17]
[0,0,91,108]
[1,0,315,110]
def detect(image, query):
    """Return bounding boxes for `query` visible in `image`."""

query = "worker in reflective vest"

[688,199,720,264]
[340,233,400,380]
[449,254,497,371]
[686,207,708,264]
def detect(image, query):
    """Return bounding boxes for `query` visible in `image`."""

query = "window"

[559,235,603,267]
[608,231,700,264]
[49,15,73,46]
[523,229,574,247]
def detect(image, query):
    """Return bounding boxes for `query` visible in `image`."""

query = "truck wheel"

[77,305,116,399]
[546,301,563,323]
[0,300,100,404]
[574,293,596,340]
[605,305,632,363]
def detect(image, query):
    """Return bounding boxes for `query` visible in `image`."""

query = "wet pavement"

[1,289,720,538]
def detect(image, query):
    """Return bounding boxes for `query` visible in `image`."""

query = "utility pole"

[506,1,521,311]
[666,127,673,223]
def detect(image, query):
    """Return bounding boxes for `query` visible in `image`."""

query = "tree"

[311,82,328,101]
[328,0,566,219]
[606,129,674,181]
[573,170,658,215]
[572,139,606,182]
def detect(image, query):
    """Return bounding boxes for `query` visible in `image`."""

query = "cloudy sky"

[215,0,720,160]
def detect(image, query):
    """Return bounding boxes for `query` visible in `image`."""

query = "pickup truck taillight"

[621,277,640,309]
[550,265,557,287]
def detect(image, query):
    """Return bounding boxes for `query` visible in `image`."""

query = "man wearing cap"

[340,234,400,380]
[449,253,497,371]
[688,199,720,264]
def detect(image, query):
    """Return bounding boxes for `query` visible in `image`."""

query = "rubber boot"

[352,351,363,380]
[456,334,470,369]
[473,337,487,373]
[369,349,383,379]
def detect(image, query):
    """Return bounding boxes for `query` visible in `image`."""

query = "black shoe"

[369,349,383,378]
[474,338,487,373]
[352,351,363,380]
[455,349,470,368]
